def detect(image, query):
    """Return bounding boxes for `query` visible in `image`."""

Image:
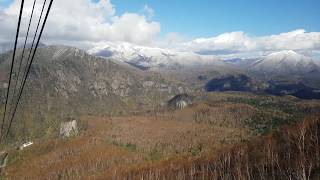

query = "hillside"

[0,0,319,179]
[89,44,320,96]
[0,45,191,141]
[1,46,320,179]
[251,50,319,75]
[115,114,320,179]
[3,92,320,179]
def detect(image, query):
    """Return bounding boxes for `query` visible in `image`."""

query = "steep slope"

[251,50,319,76]
[248,50,320,89]
[0,45,191,141]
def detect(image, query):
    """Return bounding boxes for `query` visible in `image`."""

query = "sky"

[111,0,320,38]
[0,0,320,58]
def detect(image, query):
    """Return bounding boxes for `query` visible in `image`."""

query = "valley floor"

[3,111,250,179]
[2,92,320,179]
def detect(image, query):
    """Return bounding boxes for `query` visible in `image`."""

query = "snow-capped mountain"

[251,50,319,75]
[88,42,226,70]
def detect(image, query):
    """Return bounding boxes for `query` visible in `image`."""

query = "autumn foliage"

[115,114,320,180]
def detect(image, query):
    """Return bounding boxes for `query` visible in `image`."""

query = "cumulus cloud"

[258,29,320,51]
[176,29,320,56]
[0,0,160,46]
[1,0,319,58]
[182,31,254,53]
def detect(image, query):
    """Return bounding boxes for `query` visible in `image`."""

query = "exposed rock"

[142,81,155,88]
[60,120,78,138]
[18,141,33,150]
[168,94,193,109]
[0,45,190,113]
[0,151,8,168]
[91,80,109,97]
[0,45,193,141]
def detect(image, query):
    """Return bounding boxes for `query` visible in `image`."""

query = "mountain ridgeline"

[0,46,191,141]
[90,43,320,99]
[1,44,320,141]
[1,44,320,179]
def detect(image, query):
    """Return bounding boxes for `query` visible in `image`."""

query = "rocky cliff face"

[0,45,191,140]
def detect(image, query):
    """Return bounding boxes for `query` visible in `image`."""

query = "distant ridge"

[251,50,319,75]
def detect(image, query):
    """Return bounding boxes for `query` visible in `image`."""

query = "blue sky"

[0,0,11,7]
[1,0,319,38]
[110,0,320,38]
[0,0,11,5]
[1,0,319,58]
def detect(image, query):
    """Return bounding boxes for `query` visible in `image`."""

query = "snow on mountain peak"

[252,50,318,74]
[88,42,223,70]
[266,50,305,61]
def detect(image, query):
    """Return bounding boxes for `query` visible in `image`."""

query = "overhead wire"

[6,0,47,136]
[4,0,54,139]
[0,0,25,141]
[8,0,38,128]
[22,0,47,83]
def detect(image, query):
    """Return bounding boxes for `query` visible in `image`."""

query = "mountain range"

[1,44,320,140]
[250,50,320,79]
[89,42,320,92]
[0,43,319,143]
[88,42,226,71]
[0,45,192,140]
[88,43,320,76]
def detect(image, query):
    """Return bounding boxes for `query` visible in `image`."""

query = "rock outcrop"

[0,45,192,141]
[60,120,78,138]
[0,151,8,168]
[168,94,193,109]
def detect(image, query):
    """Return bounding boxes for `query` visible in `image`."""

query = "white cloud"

[182,31,254,52]
[175,29,320,56]
[0,0,160,46]
[257,29,320,51]
[0,0,319,58]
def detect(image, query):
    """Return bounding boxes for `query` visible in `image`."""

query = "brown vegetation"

[2,93,320,179]
[3,111,250,179]
[114,114,320,180]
